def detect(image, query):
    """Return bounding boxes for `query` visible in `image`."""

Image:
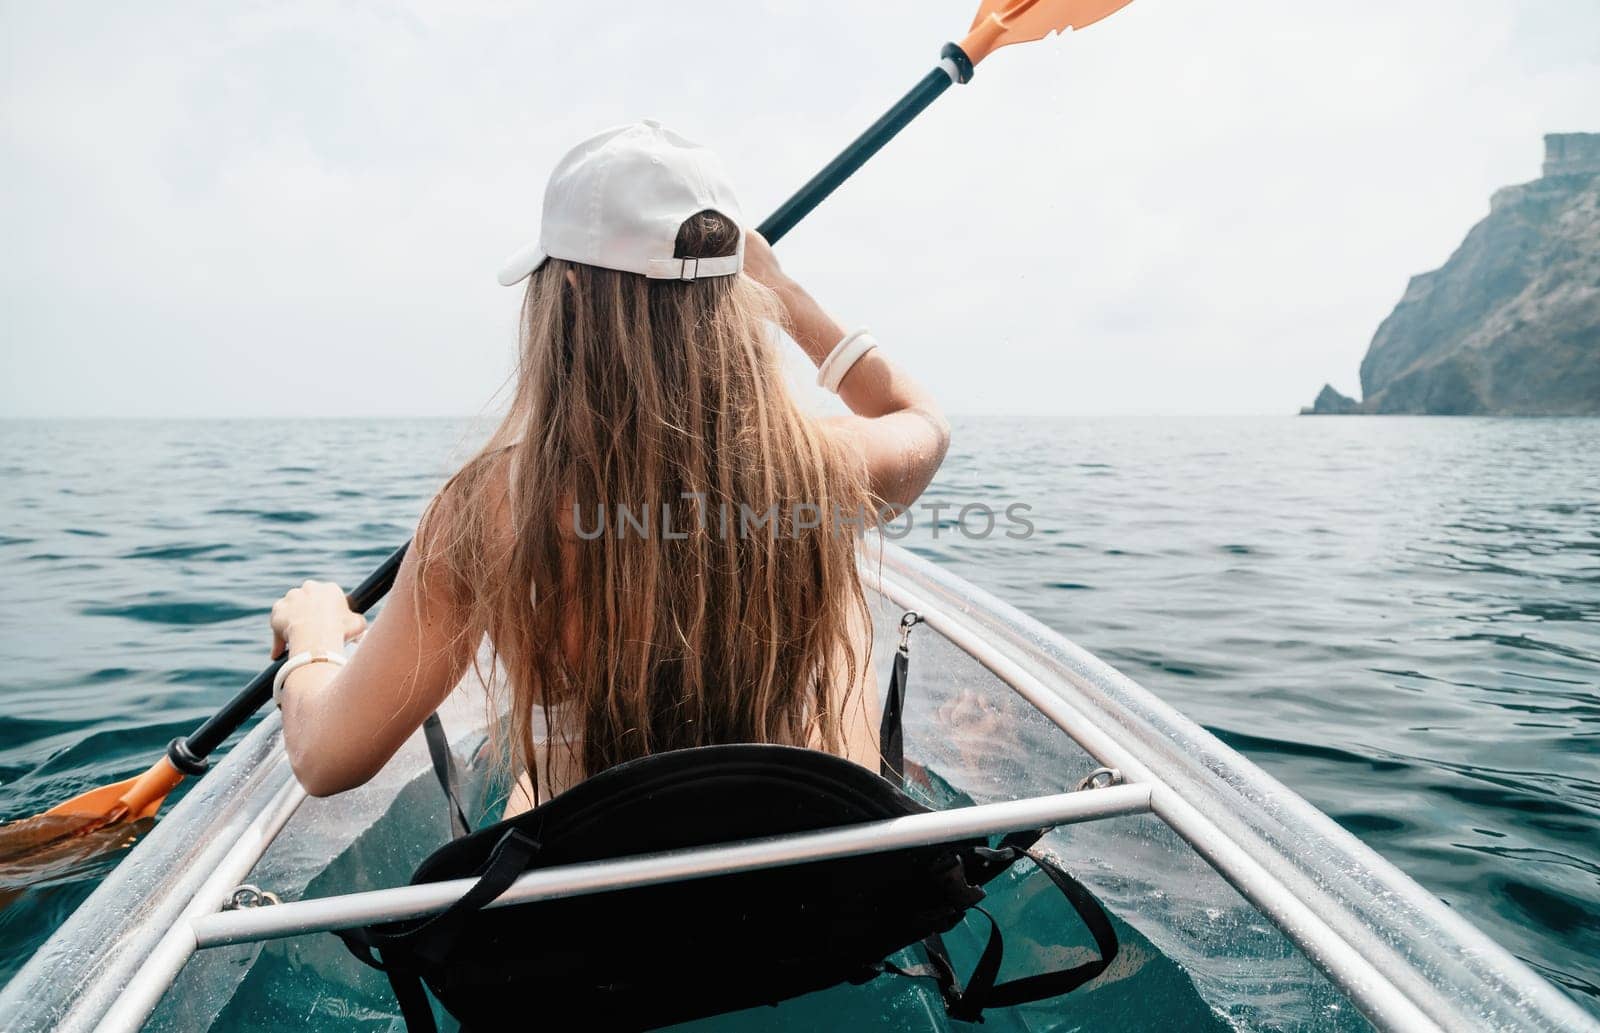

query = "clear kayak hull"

[1,543,1591,1032]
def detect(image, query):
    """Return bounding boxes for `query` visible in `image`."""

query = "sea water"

[1,414,1596,1025]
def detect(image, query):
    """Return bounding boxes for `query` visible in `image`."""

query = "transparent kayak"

[1,543,1591,1033]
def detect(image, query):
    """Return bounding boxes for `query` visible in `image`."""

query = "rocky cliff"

[1304,133,1600,415]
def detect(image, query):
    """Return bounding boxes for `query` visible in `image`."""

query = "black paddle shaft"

[167,544,410,773]
[758,43,973,243]
[164,43,976,776]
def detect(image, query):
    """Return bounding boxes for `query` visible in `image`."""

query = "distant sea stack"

[1303,133,1600,415]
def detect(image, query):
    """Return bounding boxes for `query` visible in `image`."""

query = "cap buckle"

[679,258,699,281]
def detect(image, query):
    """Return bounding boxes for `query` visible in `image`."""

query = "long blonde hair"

[418,211,873,799]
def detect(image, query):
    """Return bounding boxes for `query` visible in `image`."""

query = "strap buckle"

[223,884,281,910]
[1076,767,1124,791]
[679,257,699,281]
[898,610,923,655]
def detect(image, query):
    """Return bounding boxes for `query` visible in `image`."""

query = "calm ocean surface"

[1,415,1596,1018]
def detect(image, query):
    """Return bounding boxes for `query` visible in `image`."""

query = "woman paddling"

[264,122,950,811]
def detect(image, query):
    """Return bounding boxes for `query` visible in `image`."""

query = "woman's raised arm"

[270,527,474,797]
[744,231,951,509]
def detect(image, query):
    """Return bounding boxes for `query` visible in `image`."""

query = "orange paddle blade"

[0,757,184,861]
[43,756,184,823]
[961,0,1137,65]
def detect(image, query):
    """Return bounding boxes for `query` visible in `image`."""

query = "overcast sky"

[3,0,1596,418]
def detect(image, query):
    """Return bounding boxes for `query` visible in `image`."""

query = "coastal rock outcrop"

[1303,133,1600,415]
[1300,384,1360,415]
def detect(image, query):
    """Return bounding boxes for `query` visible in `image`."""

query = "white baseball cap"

[497,120,745,287]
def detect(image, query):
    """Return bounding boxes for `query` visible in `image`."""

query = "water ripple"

[81,601,260,626]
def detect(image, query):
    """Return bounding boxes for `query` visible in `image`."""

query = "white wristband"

[816,328,879,394]
[272,650,347,707]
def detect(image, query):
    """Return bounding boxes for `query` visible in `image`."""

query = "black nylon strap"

[411,828,541,966]
[946,907,1004,1022]
[973,849,1119,1011]
[337,829,539,966]
[340,828,540,1033]
[879,648,907,785]
[421,712,471,840]
[885,619,954,1018]
[387,966,439,1033]
[892,845,1118,1022]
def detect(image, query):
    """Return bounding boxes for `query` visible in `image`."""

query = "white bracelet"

[816,328,879,394]
[272,650,347,707]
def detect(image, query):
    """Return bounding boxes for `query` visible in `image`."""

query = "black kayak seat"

[339,742,1118,1032]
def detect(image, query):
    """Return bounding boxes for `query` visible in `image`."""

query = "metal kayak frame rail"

[190,783,1155,949]
[7,542,1591,1033]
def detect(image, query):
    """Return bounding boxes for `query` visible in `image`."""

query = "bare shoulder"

[479,447,517,545]
[418,445,519,560]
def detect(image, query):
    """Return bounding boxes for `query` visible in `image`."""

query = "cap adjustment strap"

[643,254,742,281]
